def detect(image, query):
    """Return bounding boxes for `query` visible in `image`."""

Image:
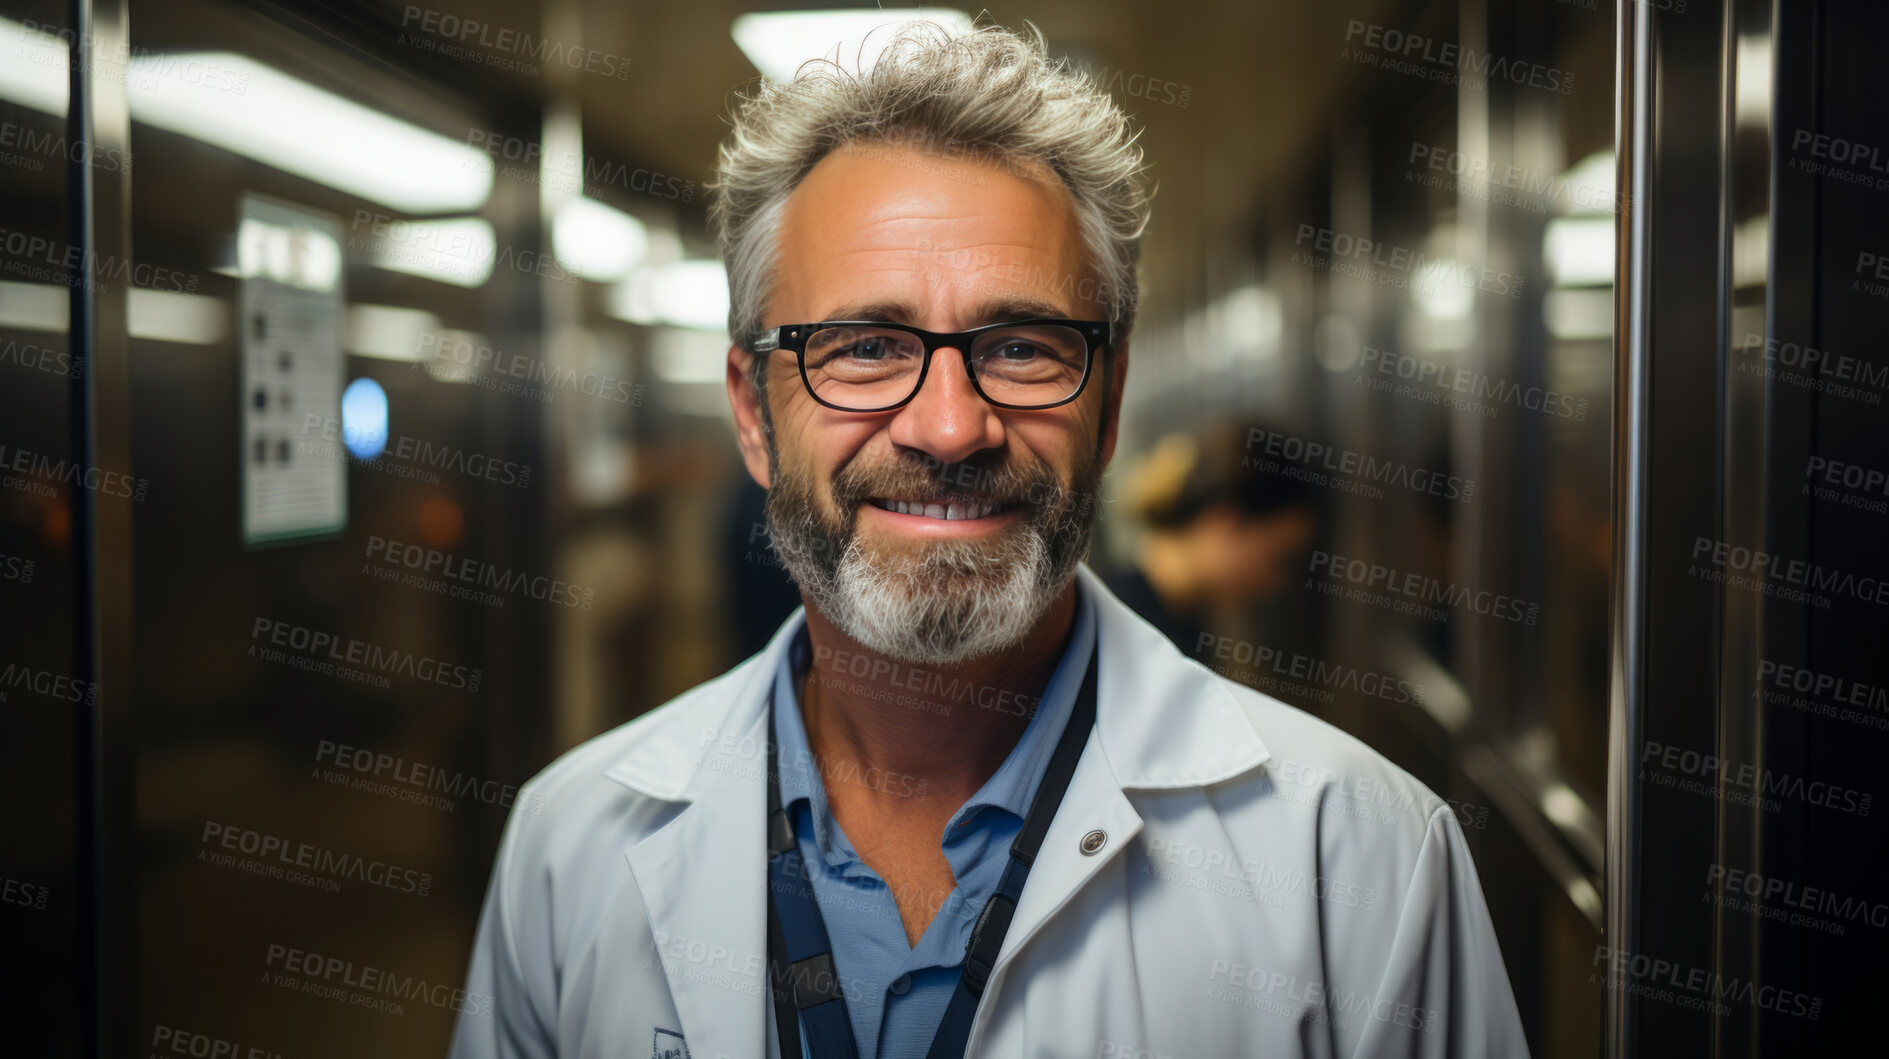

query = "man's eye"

[993,342,1046,360]
[807,331,919,373]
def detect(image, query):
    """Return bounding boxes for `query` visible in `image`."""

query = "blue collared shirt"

[768,580,1096,1059]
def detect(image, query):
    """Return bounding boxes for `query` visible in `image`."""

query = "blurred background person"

[1104,421,1321,661]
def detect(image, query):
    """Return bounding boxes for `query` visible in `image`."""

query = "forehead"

[769,140,1098,323]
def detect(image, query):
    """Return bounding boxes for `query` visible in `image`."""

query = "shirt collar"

[956,578,1096,825]
[603,564,1272,802]
[769,626,830,851]
[769,578,1099,854]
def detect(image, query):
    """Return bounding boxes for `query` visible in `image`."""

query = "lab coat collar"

[602,563,1272,800]
[611,563,1271,1059]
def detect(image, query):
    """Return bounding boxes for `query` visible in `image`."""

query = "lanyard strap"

[765,648,1100,1059]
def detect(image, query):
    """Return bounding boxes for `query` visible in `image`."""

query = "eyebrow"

[816,298,1073,328]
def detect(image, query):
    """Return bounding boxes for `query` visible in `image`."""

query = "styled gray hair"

[709,21,1152,395]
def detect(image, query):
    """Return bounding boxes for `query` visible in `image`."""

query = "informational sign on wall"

[238,194,346,546]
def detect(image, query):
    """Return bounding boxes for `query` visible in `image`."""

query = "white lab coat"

[450,565,1528,1059]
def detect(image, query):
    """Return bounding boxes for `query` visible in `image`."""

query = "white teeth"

[873,498,1002,519]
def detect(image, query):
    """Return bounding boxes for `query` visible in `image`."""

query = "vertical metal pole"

[1605,0,1652,1054]
[1712,2,1778,1054]
[65,2,100,1046]
[68,0,135,1053]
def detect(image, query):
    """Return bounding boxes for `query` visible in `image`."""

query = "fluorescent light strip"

[608,260,729,331]
[357,216,497,288]
[126,51,492,213]
[1543,288,1613,341]
[553,198,649,281]
[1559,150,1617,217]
[0,29,493,213]
[732,9,974,82]
[0,281,69,331]
[128,289,227,344]
[0,17,73,115]
[1543,217,1615,288]
[346,304,444,361]
[650,326,734,384]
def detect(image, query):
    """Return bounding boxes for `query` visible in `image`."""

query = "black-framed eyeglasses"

[748,318,1112,413]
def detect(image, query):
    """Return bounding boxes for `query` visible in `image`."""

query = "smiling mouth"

[866,497,1009,521]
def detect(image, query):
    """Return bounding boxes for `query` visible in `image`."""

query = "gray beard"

[763,456,1097,667]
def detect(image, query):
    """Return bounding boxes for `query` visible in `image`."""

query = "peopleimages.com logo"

[399,5,631,79]
[1342,20,1576,95]
[199,820,431,896]
[249,618,483,692]
[1292,224,1525,299]
[1640,739,1871,816]
[363,535,595,610]
[0,661,95,704]
[264,943,493,1019]
[298,415,533,490]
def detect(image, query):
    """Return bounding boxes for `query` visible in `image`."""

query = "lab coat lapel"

[962,567,1274,1050]
[981,731,1143,993]
[622,643,781,1059]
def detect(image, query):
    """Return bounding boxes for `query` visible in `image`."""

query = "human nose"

[885,345,1006,465]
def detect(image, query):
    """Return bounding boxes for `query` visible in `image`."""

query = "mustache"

[829,454,1063,510]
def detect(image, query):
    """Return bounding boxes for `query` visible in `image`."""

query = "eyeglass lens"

[802,324,1088,410]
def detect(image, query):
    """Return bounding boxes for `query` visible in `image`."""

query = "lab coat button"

[1080,829,1107,855]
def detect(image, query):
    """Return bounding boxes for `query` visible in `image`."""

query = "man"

[452,22,1527,1059]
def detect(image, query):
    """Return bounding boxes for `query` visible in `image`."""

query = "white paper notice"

[239,195,346,546]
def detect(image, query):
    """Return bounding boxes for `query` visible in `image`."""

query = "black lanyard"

[764,648,1099,1059]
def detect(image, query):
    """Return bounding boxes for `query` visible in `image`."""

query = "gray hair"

[709,21,1152,398]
